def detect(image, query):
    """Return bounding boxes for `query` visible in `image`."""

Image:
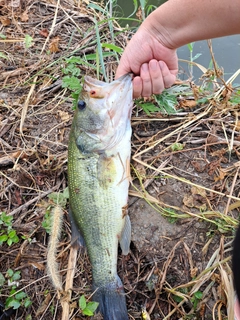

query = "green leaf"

[172,294,183,303]
[0,234,8,243]
[0,34,6,39]
[7,269,14,277]
[0,52,8,59]
[194,291,203,300]
[6,298,21,310]
[24,34,33,49]
[86,301,99,313]
[0,272,5,286]
[192,53,202,61]
[87,3,106,14]
[85,51,115,61]
[11,235,19,243]
[170,143,184,151]
[7,238,13,246]
[62,76,82,94]
[82,308,94,316]
[48,191,68,207]
[154,91,177,115]
[0,212,13,227]
[63,187,69,199]
[137,102,159,115]
[187,42,195,52]
[42,212,52,234]
[15,291,27,300]
[12,271,21,281]
[8,229,16,238]
[65,57,82,64]
[101,43,123,53]
[79,295,87,310]
[24,298,32,308]
[63,63,81,77]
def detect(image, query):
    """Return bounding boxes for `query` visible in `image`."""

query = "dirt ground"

[0,0,240,319]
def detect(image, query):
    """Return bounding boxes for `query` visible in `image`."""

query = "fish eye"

[77,100,86,111]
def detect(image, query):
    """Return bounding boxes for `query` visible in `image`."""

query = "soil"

[0,1,240,320]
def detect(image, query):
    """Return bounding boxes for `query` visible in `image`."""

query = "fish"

[67,74,133,320]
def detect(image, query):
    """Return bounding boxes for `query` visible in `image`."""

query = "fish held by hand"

[68,74,133,320]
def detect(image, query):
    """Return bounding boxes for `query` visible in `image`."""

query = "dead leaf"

[191,186,206,198]
[36,293,52,317]
[10,0,20,7]
[0,16,11,26]
[39,28,49,38]
[190,267,198,278]
[236,120,240,131]
[183,194,194,208]
[49,36,61,53]
[57,110,71,122]
[179,99,197,109]
[30,262,45,271]
[136,6,143,21]
[207,159,221,175]
[20,10,29,22]
[214,168,226,182]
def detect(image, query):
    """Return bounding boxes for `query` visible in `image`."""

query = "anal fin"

[119,215,131,255]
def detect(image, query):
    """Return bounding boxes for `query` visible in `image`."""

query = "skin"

[115,0,240,98]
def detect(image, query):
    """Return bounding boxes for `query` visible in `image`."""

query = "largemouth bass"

[68,74,133,320]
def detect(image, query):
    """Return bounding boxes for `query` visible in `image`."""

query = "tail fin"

[93,276,128,320]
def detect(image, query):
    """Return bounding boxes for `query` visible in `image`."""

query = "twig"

[224,166,240,214]
[20,75,38,135]
[61,246,78,320]
[11,182,61,218]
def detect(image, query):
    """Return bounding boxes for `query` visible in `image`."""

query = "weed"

[154,91,177,114]
[24,34,33,49]
[62,57,83,108]
[170,142,184,151]
[48,188,69,207]
[42,188,69,234]
[136,89,178,116]
[0,52,7,59]
[5,290,32,310]
[42,209,52,234]
[187,42,202,77]
[229,88,240,105]
[191,290,203,311]
[136,101,160,115]
[1,269,32,311]
[0,212,19,246]
[79,295,99,316]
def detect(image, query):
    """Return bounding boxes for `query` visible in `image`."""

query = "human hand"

[115,24,178,98]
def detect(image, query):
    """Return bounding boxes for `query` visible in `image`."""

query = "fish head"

[73,74,133,153]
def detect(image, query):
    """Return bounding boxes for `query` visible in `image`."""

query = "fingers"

[133,59,177,98]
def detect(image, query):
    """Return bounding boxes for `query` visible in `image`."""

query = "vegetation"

[0,0,239,319]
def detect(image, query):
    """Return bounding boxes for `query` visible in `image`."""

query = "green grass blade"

[94,18,107,81]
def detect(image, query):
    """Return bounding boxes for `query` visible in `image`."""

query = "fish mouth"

[82,74,132,100]
[84,73,133,88]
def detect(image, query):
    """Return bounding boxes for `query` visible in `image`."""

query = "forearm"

[143,0,240,49]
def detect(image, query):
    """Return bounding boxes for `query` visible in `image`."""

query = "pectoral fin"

[119,215,131,255]
[97,155,116,188]
[69,208,85,249]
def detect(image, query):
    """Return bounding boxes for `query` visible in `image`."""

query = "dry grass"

[0,0,240,319]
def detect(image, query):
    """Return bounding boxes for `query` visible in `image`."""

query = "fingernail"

[150,60,158,70]
[141,63,148,71]
[159,61,165,69]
